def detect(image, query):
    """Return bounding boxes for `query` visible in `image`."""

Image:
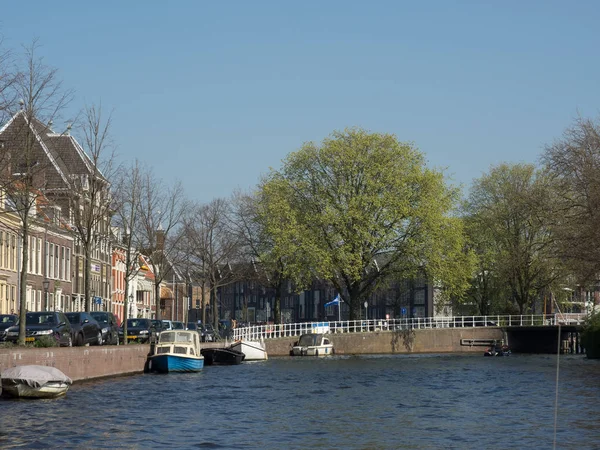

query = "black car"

[0,314,18,342]
[186,322,198,331]
[200,324,216,342]
[151,319,164,342]
[119,318,155,344]
[65,312,102,346]
[172,321,185,330]
[90,311,120,345]
[5,311,73,347]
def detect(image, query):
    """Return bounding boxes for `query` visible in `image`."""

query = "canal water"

[1,353,598,449]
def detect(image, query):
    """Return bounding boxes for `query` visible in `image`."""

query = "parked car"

[65,312,103,346]
[151,319,164,342]
[172,321,185,330]
[90,311,120,345]
[186,322,198,332]
[5,311,73,347]
[161,320,173,331]
[0,314,18,342]
[200,324,216,342]
[119,318,155,344]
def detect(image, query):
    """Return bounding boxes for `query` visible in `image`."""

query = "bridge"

[232,313,587,354]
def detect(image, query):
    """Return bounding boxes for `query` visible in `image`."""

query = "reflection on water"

[1,354,598,449]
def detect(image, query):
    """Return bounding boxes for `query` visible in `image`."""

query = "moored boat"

[201,347,245,365]
[291,333,334,356]
[149,330,204,373]
[484,343,511,357]
[228,339,268,361]
[1,365,72,399]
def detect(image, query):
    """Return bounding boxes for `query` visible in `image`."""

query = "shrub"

[581,311,600,359]
[31,336,59,348]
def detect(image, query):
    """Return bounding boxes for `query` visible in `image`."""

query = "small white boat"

[149,330,204,373]
[1,365,72,399]
[291,333,334,356]
[229,339,268,361]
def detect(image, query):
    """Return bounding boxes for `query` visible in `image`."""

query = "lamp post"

[43,279,50,311]
[92,290,95,312]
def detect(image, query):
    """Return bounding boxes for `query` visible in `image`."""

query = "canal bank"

[0,345,150,382]
[0,327,503,381]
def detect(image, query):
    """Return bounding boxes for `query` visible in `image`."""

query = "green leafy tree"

[259,128,473,319]
[464,163,563,314]
[462,213,510,315]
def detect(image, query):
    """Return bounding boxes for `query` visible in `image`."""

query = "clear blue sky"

[1,1,599,203]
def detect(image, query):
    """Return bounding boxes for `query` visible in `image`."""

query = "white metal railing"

[231,314,588,341]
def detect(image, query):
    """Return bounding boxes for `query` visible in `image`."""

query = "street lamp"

[43,279,50,311]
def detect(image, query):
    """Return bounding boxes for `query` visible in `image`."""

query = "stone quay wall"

[0,345,150,382]
[264,327,505,357]
[0,327,504,382]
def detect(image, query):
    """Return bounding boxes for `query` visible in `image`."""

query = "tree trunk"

[274,282,282,324]
[201,279,206,324]
[155,283,161,320]
[348,284,361,321]
[84,241,92,312]
[18,217,30,345]
[123,278,129,345]
[212,286,219,331]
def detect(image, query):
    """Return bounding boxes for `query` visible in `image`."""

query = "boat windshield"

[159,331,194,344]
[297,334,321,346]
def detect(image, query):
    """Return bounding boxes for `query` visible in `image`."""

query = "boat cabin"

[155,330,201,357]
[291,333,334,356]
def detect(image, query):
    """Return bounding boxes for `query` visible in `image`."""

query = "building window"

[61,246,65,280]
[54,245,59,279]
[49,244,54,279]
[37,238,42,275]
[66,248,71,282]
[10,235,16,271]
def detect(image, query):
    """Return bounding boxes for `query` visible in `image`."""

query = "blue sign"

[401,307,406,315]
[94,296,102,305]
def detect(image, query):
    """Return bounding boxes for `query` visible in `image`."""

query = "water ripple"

[0,354,598,449]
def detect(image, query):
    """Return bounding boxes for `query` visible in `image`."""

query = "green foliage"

[582,312,600,359]
[463,163,564,314]
[583,311,600,333]
[259,128,474,318]
[31,336,58,348]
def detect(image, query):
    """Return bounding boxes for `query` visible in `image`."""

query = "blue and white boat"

[149,330,204,373]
